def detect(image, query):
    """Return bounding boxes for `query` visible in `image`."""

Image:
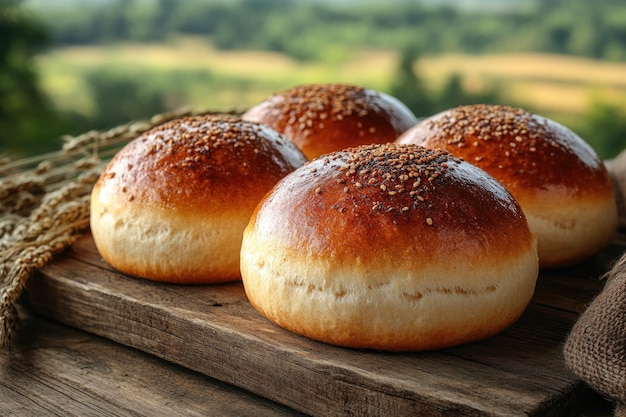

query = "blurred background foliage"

[2,0,626,158]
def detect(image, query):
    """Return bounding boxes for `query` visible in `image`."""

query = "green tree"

[388,45,433,118]
[0,0,62,156]
[580,101,626,159]
[435,73,501,113]
[85,69,169,131]
[389,47,502,119]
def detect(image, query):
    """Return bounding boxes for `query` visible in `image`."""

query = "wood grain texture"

[0,306,304,417]
[26,233,624,417]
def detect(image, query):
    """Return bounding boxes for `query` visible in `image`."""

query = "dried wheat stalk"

[0,107,215,348]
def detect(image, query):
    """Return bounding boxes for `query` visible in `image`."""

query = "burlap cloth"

[563,149,626,416]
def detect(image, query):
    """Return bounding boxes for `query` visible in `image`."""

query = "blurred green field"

[420,52,626,125]
[37,37,394,116]
[37,36,626,130]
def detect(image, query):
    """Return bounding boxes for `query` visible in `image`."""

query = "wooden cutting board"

[26,233,623,417]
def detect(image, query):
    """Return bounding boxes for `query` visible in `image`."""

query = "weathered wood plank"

[26,233,619,417]
[1,306,304,417]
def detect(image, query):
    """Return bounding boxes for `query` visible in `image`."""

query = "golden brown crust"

[396,104,612,199]
[241,143,539,351]
[95,115,308,214]
[396,104,618,268]
[242,83,418,159]
[90,115,307,283]
[251,143,533,266]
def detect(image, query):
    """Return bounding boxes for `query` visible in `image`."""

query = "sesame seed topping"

[422,104,571,165]
[312,143,461,221]
[130,114,306,188]
[141,115,277,166]
[253,84,394,140]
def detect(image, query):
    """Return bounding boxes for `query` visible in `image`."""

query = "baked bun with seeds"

[90,115,307,284]
[240,143,538,351]
[242,83,418,159]
[396,104,618,269]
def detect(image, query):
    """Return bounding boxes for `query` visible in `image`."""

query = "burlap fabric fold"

[563,256,626,415]
[563,150,626,416]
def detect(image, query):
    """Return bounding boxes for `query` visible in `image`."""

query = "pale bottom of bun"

[523,195,618,269]
[91,205,247,283]
[240,238,539,351]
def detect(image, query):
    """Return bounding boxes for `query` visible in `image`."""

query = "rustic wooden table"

[0,305,305,417]
[3,233,622,417]
[0,305,616,417]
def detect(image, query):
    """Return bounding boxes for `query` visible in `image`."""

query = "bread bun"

[606,149,626,228]
[242,83,418,159]
[396,104,618,269]
[240,143,538,351]
[90,115,307,284]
